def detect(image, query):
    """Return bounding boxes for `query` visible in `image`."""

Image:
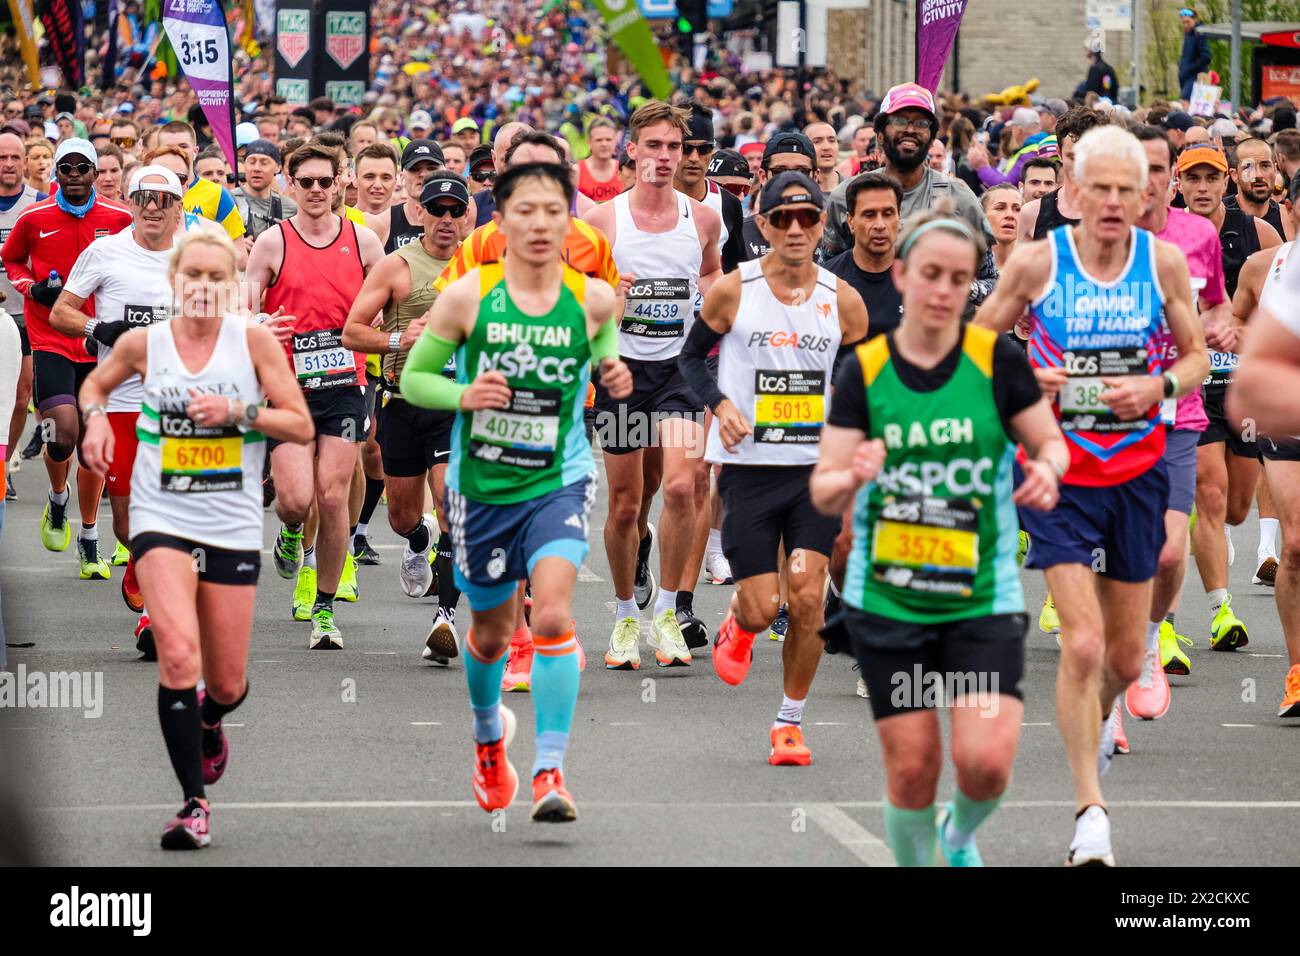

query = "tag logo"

[277,9,310,68]
[325,11,365,70]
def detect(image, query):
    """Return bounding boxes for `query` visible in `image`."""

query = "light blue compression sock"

[531,630,581,776]
[883,798,937,867]
[465,633,508,744]
[945,789,1003,848]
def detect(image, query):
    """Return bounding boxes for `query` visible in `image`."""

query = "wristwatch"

[1162,371,1179,399]
[235,401,260,434]
[388,331,403,353]
[82,402,107,424]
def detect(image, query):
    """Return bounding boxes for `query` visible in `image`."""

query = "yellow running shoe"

[1159,621,1192,676]
[110,540,130,566]
[1017,530,1029,566]
[1209,594,1249,651]
[1038,594,1060,635]
[40,499,72,552]
[337,550,359,603]
[293,566,317,621]
[77,537,111,580]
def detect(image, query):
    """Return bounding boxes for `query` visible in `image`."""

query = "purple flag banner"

[162,0,237,170]
[915,0,967,93]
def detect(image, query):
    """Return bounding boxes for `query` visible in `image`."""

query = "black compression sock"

[403,521,431,554]
[360,476,385,525]
[676,590,694,614]
[314,590,335,613]
[200,682,248,757]
[158,686,205,802]
[436,532,460,614]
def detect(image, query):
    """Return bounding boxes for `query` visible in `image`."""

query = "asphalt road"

[2,449,1298,867]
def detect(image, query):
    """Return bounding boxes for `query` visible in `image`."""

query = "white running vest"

[706,259,841,465]
[130,314,267,551]
[702,180,729,251]
[612,190,702,362]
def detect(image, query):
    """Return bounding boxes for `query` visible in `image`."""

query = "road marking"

[1022,722,1052,726]
[805,804,895,867]
[225,723,244,728]
[410,721,442,726]
[577,564,602,582]
[1221,723,1256,728]
[1247,653,1284,658]
[812,721,845,726]
[364,651,398,656]
[609,721,641,726]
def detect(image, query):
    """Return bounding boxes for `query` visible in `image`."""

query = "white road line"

[410,721,442,726]
[805,804,895,867]
[1022,722,1052,726]
[577,564,603,582]
[812,722,845,726]
[609,721,641,726]
[224,723,244,728]
[364,651,398,656]
[1247,653,1285,658]
[1221,723,1256,728]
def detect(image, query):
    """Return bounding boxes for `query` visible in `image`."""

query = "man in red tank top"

[576,118,622,204]
[246,143,385,650]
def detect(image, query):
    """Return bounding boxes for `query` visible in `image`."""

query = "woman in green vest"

[811,203,1068,866]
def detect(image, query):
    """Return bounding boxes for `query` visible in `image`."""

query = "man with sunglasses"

[371,139,446,253]
[740,132,821,263]
[1,138,131,574]
[343,172,473,665]
[49,166,186,657]
[466,145,495,196]
[109,118,139,160]
[246,143,386,649]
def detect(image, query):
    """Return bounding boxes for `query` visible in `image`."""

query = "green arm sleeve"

[590,317,620,367]
[400,332,467,411]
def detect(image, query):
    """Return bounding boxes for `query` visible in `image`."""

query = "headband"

[899,217,976,259]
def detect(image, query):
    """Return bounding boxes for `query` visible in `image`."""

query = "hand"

[260,306,296,345]
[1204,320,1238,353]
[399,315,427,351]
[851,438,887,485]
[91,320,130,350]
[617,272,635,297]
[1012,458,1060,511]
[79,415,114,478]
[598,358,632,400]
[459,369,512,411]
[1099,375,1163,421]
[29,278,61,308]
[1033,366,1068,404]
[966,143,990,170]
[714,398,753,451]
[187,388,236,427]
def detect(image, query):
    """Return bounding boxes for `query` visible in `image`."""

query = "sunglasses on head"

[683,142,715,156]
[57,161,94,176]
[131,189,178,209]
[470,167,496,183]
[765,207,820,230]
[294,175,335,191]
[111,136,136,148]
[424,201,467,219]
[719,181,750,198]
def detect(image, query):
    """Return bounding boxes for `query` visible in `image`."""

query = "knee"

[205,673,247,706]
[1106,642,1144,686]
[1157,542,1184,576]
[734,589,778,633]
[530,603,571,639]
[661,474,694,510]
[607,491,640,527]
[888,748,943,805]
[157,647,201,688]
[953,741,1013,798]
[1197,482,1227,518]
[46,436,74,462]
[275,489,311,524]
[1226,498,1252,527]
[1281,533,1300,568]
[1059,629,1105,679]
[316,480,349,514]
[786,584,824,629]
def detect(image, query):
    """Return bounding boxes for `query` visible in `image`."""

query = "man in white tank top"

[581,101,723,670]
[680,172,867,764]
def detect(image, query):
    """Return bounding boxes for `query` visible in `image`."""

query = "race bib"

[292,328,357,390]
[1203,349,1238,386]
[159,411,243,493]
[871,494,979,596]
[621,278,689,338]
[469,386,560,470]
[123,303,170,328]
[753,369,825,444]
[1058,347,1153,433]
[1161,398,1177,426]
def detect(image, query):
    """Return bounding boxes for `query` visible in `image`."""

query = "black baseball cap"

[468,144,494,171]
[758,171,824,215]
[420,174,471,209]
[686,108,714,145]
[401,138,444,170]
[619,150,636,170]
[1163,111,1196,132]
[762,131,816,167]
[707,149,750,179]
[245,139,282,165]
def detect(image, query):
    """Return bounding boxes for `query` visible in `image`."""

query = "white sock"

[1208,587,1227,616]
[774,695,806,728]
[49,486,69,506]
[1259,518,1280,561]
[355,522,369,539]
[654,588,677,617]
[707,528,723,558]
[614,596,638,621]
[303,545,317,570]
[1146,620,1161,655]
[79,523,98,541]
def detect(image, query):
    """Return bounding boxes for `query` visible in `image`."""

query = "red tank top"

[577,159,622,203]
[264,216,367,380]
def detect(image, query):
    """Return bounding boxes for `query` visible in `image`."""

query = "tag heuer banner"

[324,11,364,70]
[587,0,671,101]
[162,0,237,169]
[273,1,369,107]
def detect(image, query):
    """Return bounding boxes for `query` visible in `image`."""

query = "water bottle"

[48,270,61,291]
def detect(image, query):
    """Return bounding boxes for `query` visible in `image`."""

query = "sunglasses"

[131,189,179,209]
[683,142,715,156]
[424,202,467,219]
[470,168,496,183]
[719,182,750,198]
[57,162,94,176]
[111,136,136,148]
[765,208,820,230]
[294,175,335,191]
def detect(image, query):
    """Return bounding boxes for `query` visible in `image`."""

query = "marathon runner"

[582,101,723,669]
[78,229,312,849]
[1225,136,1292,241]
[682,171,866,764]
[245,142,385,649]
[1018,107,1106,243]
[1019,156,1060,204]
[400,161,629,822]
[0,138,132,577]
[370,140,452,251]
[976,125,1208,866]
[353,142,398,219]
[812,205,1066,866]
[576,117,622,203]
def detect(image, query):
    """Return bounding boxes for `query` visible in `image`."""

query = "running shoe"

[1279,665,1300,718]
[472,703,517,812]
[530,768,578,823]
[1253,556,1278,586]
[197,691,230,785]
[649,607,691,667]
[769,604,789,642]
[121,558,144,613]
[1225,525,1235,566]
[272,526,303,579]
[936,802,984,867]
[704,550,734,585]
[856,678,870,699]
[292,566,316,622]
[522,588,532,626]
[40,499,71,552]
[676,607,708,649]
[1160,622,1193,676]
[399,519,434,597]
[502,637,534,692]
[768,725,812,766]
[20,429,42,460]
[1112,703,1129,755]
[309,607,343,650]
[352,535,381,565]
[634,523,656,609]
[605,617,641,670]
[134,613,156,661]
[423,606,460,665]
[1038,595,1059,634]
[77,537,111,580]
[4,473,14,501]
[1017,529,1029,567]
[713,613,755,685]
[1209,595,1249,651]
[110,540,130,566]
[1098,708,1117,776]
[1067,805,1114,867]
[1125,647,1170,721]
[160,797,211,850]
[337,549,359,603]
[423,548,439,598]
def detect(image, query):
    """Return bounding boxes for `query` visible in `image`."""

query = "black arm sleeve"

[992,334,1043,436]
[720,190,746,273]
[827,349,871,434]
[678,320,727,412]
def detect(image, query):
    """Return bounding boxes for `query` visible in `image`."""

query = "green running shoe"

[40,499,71,552]
[309,607,343,650]
[337,549,359,602]
[1017,529,1029,566]
[273,526,304,579]
[292,566,316,622]
[77,537,111,580]
[936,803,984,867]
[110,540,130,566]
[1209,594,1249,651]
[1038,595,1060,635]
[1159,621,1193,676]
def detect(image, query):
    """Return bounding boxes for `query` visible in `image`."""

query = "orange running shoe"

[472,704,518,812]
[530,768,578,823]
[713,614,756,686]
[121,557,144,613]
[1112,704,1130,755]
[768,725,812,766]
[502,628,534,692]
[1279,664,1300,718]
[1125,648,1170,721]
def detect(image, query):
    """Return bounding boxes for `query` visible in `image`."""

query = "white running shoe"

[704,550,734,585]
[423,606,460,664]
[1067,805,1114,867]
[634,523,656,610]
[856,677,870,699]
[604,616,641,670]
[399,518,435,597]
[1225,525,1235,566]
[1098,706,1118,777]
[648,608,691,667]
